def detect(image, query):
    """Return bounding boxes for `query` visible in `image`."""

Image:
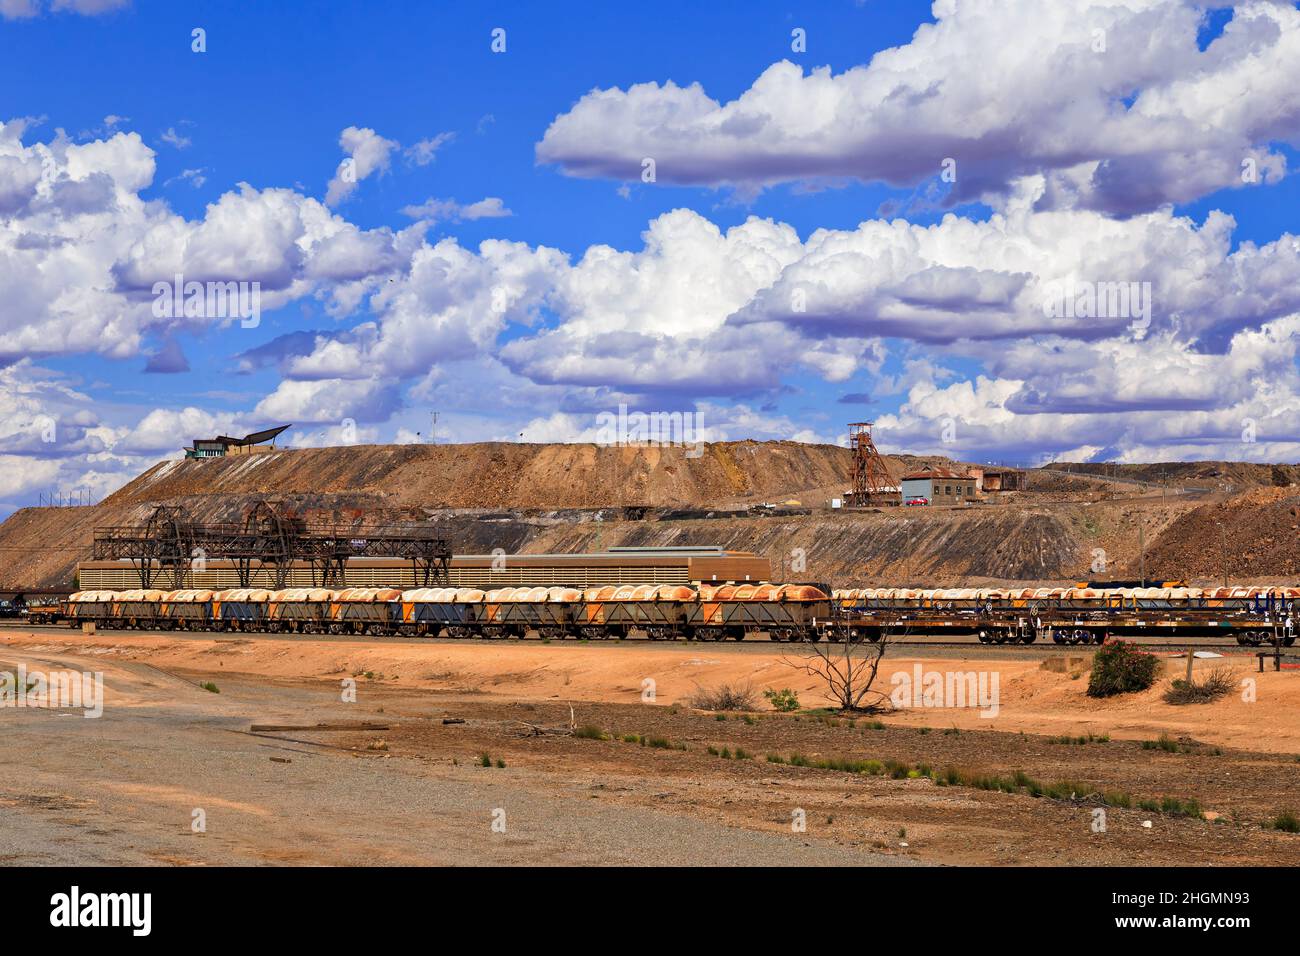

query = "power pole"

[1138,522,1145,585]
[1219,522,1228,588]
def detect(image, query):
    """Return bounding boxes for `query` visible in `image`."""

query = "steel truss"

[92,501,451,589]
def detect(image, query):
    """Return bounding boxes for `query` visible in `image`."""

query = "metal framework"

[844,421,896,507]
[92,500,451,589]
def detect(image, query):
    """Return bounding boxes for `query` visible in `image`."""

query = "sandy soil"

[8,630,1295,752]
[3,629,1300,866]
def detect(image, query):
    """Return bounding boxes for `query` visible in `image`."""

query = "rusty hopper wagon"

[54,582,1298,644]
[61,584,833,641]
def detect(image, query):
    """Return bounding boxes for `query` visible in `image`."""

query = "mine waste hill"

[1,440,1296,588]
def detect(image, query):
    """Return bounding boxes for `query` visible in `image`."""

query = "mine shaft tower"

[844,421,896,507]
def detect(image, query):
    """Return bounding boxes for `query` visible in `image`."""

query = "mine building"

[974,467,1026,492]
[899,466,978,505]
[184,425,291,459]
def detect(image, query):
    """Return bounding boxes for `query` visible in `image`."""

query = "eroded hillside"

[0,440,1292,588]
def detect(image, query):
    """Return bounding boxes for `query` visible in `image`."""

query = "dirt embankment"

[522,509,1084,583]
[0,441,950,587]
[9,495,1196,591]
[104,441,860,510]
[1052,460,1300,490]
[1143,487,1300,580]
[1,440,1294,588]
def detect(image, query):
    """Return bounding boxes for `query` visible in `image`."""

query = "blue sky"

[2,0,1299,512]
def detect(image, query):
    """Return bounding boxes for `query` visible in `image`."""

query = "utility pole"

[1219,522,1229,589]
[1138,522,1145,585]
[430,411,438,444]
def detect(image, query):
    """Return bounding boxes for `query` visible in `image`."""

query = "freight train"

[58,584,831,641]
[830,586,1298,645]
[47,583,1298,644]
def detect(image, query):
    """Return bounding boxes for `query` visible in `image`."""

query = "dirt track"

[5,629,1300,866]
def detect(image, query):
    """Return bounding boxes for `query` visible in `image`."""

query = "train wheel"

[978,631,992,644]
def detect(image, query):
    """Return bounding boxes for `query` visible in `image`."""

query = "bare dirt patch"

[5,629,1300,865]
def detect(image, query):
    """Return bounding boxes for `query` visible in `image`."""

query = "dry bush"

[782,630,898,714]
[1163,666,1235,705]
[687,682,759,712]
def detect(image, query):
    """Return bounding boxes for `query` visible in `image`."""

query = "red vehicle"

[904,496,930,506]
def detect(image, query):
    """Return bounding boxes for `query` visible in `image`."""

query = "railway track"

[0,620,1283,654]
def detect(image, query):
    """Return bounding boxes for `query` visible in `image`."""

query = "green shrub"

[763,688,801,712]
[574,725,609,740]
[199,681,220,694]
[1272,811,1300,833]
[1088,641,1160,697]
[1159,796,1204,819]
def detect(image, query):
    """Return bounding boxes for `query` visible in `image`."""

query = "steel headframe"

[845,421,896,507]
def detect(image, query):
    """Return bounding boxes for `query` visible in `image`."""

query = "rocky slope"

[1,441,1294,588]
